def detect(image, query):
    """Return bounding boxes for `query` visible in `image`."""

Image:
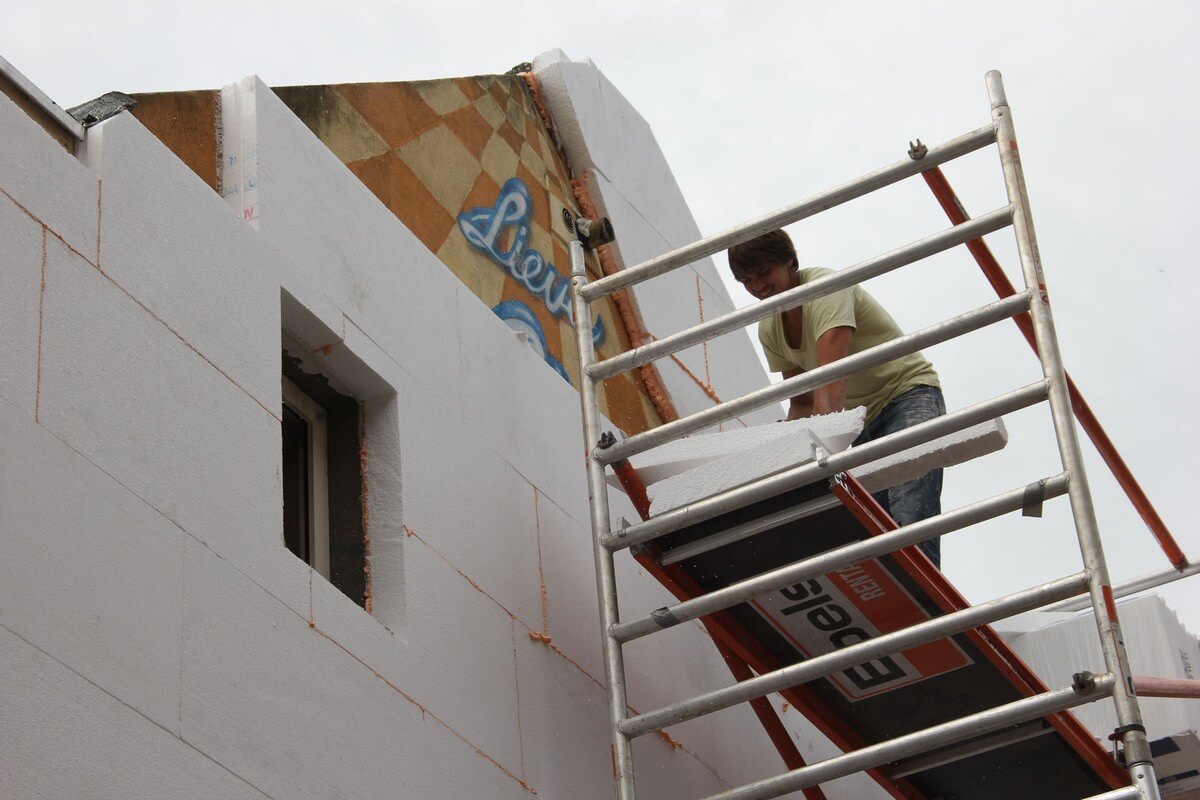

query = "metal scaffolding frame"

[568,70,1175,800]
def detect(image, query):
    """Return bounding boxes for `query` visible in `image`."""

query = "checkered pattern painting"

[273,76,662,435]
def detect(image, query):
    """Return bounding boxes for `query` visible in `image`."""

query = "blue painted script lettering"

[459,178,603,346]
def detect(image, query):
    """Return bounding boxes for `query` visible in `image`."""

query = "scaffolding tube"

[610,473,1071,643]
[588,207,1013,381]
[700,674,1116,800]
[568,241,636,799]
[986,69,1154,777]
[578,124,998,301]
[1131,676,1200,700]
[596,292,1032,466]
[1046,561,1200,613]
[620,573,1089,738]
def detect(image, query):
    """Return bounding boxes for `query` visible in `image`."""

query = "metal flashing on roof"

[0,54,86,140]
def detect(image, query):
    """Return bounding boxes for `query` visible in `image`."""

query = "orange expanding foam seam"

[533,487,549,636]
[511,622,528,781]
[569,173,680,424]
[360,434,373,614]
[522,71,754,431]
[696,274,712,386]
[518,68,678,425]
[34,225,46,422]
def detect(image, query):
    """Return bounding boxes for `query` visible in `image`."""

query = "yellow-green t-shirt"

[759,268,939,422]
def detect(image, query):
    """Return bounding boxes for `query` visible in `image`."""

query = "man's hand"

[812,326,853,416]
[781,368,813,420]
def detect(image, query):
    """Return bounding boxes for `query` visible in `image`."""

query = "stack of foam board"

[997,595,1200,796]
[997,595,1200,738]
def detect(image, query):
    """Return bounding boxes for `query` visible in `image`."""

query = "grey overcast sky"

[3,1,1197,631]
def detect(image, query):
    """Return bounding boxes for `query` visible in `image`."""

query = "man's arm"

[781,368,813,420]
[812,326,853,416]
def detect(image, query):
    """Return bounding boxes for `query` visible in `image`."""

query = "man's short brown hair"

[728,229,799,281]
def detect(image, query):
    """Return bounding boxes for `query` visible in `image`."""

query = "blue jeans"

[851,385,946,568]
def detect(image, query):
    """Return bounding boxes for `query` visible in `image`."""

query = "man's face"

[737,260,798,300]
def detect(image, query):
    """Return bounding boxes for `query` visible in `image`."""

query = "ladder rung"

[595,291,1032,467]
[578,123,998,302]
[601,380,1050,552]
[611,473,1070,643]
[699,674,1115,800]
[588,207,1014,382]
[619,572,1088,738]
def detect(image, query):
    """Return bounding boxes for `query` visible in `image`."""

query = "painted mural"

[269,75,660,435]
[130,74,663,435]
[458,176,603,360]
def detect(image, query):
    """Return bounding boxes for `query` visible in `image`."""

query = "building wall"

[133,75,665,436]
[130,63,784,438]
[0,59,835,799]
[270,75,666,435]
[533,51,780,430]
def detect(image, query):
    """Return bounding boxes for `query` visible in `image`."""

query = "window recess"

[281,350,367,608]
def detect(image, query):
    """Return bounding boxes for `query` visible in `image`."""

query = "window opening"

[281,350,367,607]
[282,376,331,577]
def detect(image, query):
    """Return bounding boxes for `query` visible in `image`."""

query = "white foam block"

[0,395,184,735]
[37,232,309,617]
[649,416,1007,513]
[237,76,465,398]
[855,418,1009,494]
[0,88,99,262]
[85,111,282,411]
[533,55,779,425]
[615,408,865,488]
[997,595,1200,740]
[0,196,42,415]
[0,626,267,800]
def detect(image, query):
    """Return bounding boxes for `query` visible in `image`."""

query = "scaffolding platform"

[566,71,1184,800]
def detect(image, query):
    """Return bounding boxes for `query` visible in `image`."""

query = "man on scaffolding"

[729,229,946,566]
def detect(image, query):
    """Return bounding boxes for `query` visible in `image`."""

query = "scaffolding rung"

[601,380,1050,552]
[1044,560,1200,613]
[595,291,1032,466]
[619,572,1089,738]
[589,207,1013,381]
[578,124,998,301]
[699,674,1115,800]
[1081,787,1139,800]
[610,473,1070,643]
